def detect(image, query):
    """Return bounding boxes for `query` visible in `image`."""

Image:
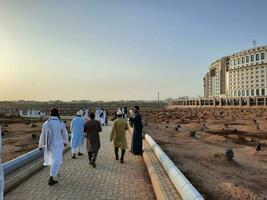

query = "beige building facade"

[204,45,267,98]
[203,57,229,98]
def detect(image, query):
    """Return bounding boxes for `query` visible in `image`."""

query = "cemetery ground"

[143,107,267,200]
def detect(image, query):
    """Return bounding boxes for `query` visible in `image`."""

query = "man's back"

[114,118,128,136]
[84,120,102,134]
[42,117,68,145]
[84,119,102,155]
[71,117,84,133]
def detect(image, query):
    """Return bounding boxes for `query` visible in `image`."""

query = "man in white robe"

[0,126,4,200]
[39,108,68,186]
[100,109,106,126]
[95,108,101,121]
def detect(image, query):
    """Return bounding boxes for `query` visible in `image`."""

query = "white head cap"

[76,110,84,116]
[117,110,123,115]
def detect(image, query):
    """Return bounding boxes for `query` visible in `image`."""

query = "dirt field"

[0,116,71,163]
[142,107,267,200]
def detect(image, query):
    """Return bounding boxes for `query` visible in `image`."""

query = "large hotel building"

[203,45,267,98]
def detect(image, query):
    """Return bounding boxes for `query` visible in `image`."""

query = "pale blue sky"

[1,0,267,101]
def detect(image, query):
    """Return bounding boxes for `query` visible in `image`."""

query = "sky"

[1,0,267,101]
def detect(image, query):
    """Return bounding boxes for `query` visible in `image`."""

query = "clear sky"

[1,0,267,101]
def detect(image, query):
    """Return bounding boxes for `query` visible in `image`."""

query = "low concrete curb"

[129,124,181,199]
[4,146,70,194]
[4,158,44,194]
[3,149,44,176]
[145,134,204,200]
[143,141,169,200]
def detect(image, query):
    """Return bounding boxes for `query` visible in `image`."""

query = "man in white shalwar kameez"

[0,126,4,200]
[95,108,101,121]
[39,108,68,186]
[100,109,106,126]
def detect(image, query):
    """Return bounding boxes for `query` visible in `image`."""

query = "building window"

[246,90,250,96]
[262,89,265,95]
[238,90,241,96]
[251,89,254,96]
[251,55,254,62]
[261,52,265,60]
[234,59,236,65]
[242,57,245,63]
[256,54,260,61]
[256,89,260,96]
[246,56,249,63]
[261,79,264,82]
[238,58,240,64]
[242,90,245,96]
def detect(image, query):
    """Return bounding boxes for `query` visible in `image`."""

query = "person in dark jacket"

[84,112,102,168]
[129,106,143,155]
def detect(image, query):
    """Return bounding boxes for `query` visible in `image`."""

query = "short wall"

[3,146,70,194]
[3,149,44,175]
[145,134,204,200]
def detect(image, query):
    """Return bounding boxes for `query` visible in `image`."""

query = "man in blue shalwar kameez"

[70,110,85,159]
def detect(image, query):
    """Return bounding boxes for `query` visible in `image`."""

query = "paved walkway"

[5,125,155,200]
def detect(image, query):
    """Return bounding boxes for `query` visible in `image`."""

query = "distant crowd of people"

[38,106,143,186]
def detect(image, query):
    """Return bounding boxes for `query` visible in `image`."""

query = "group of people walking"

[38,106,143,186]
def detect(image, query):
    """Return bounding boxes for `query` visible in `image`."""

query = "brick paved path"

[5,125,155,200]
